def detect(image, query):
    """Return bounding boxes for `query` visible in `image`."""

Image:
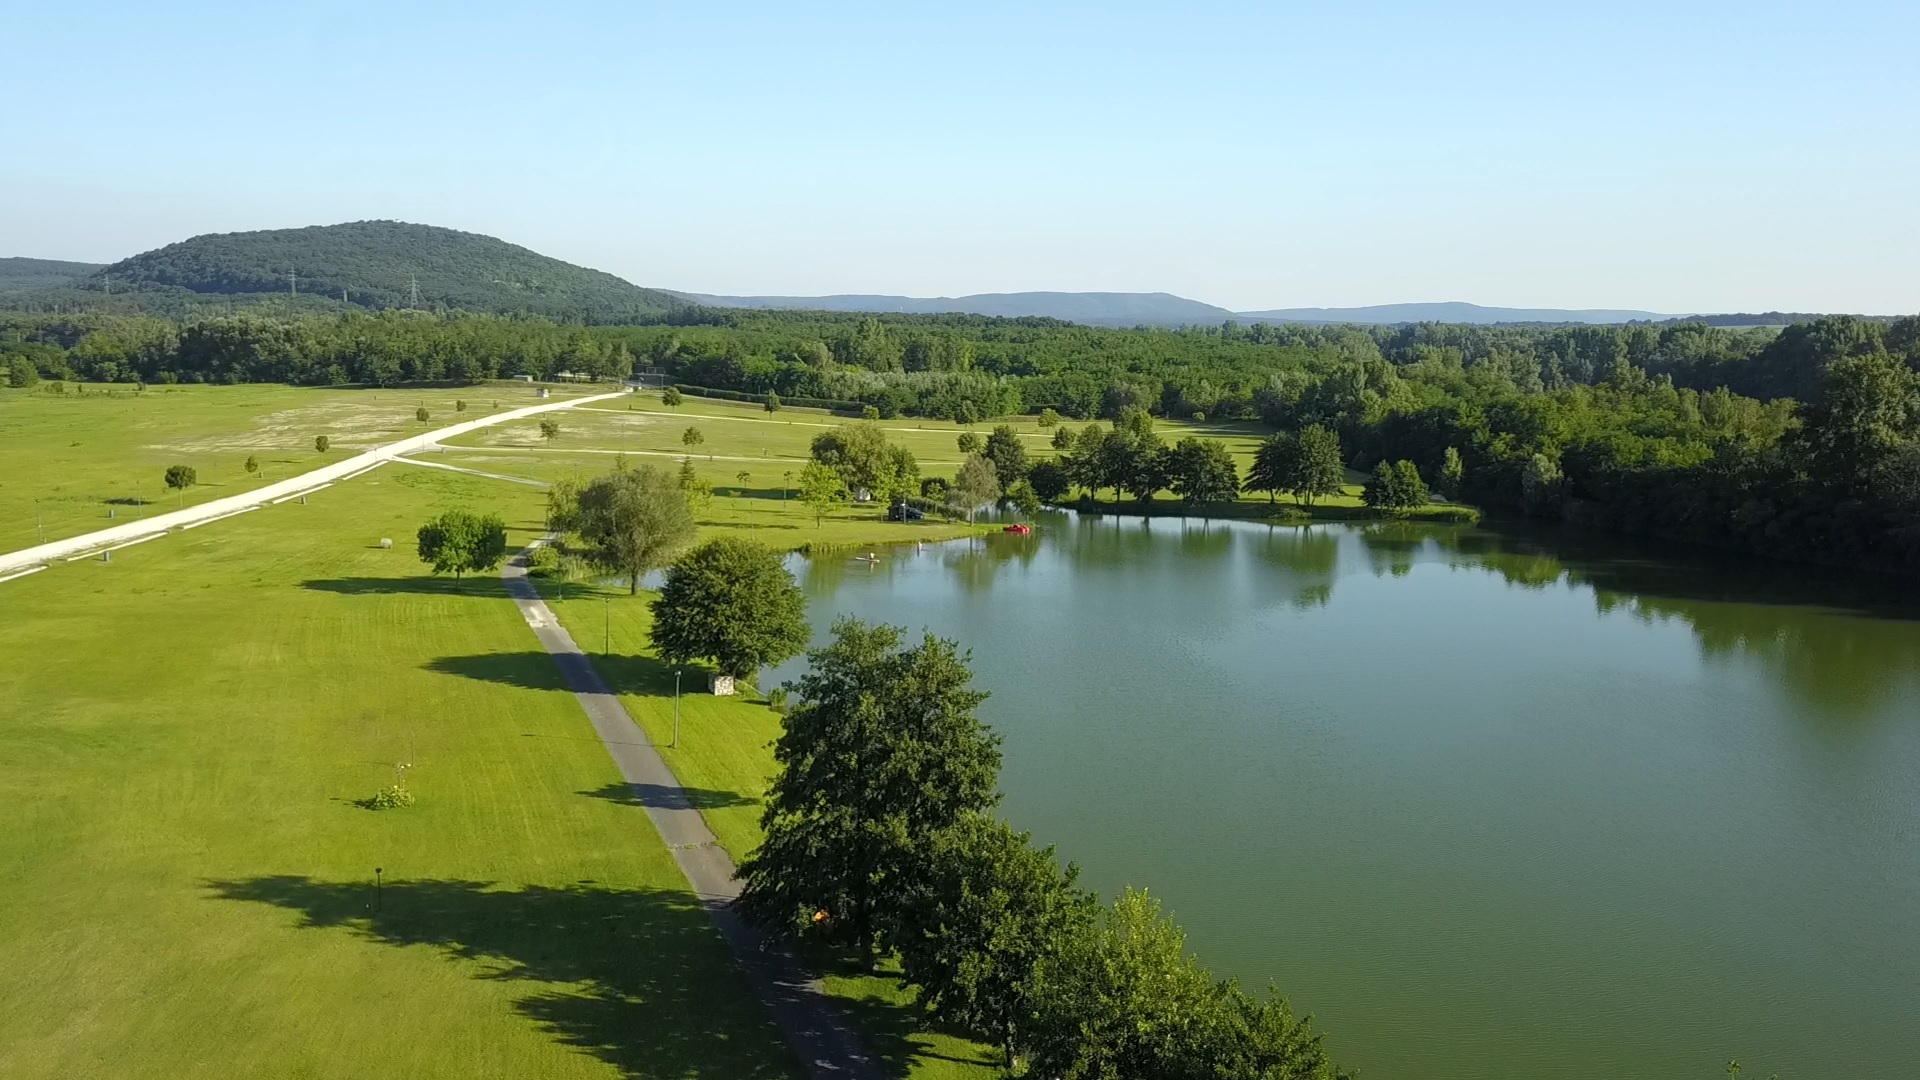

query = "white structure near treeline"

[709,674,736,696]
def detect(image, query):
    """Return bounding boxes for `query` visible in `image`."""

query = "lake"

[768,512,1920,1080]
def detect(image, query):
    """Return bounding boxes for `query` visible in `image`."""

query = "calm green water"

[771,514,1920,1080]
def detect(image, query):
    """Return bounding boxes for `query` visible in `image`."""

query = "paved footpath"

[0,390,625,578]
[500,544,886,1080]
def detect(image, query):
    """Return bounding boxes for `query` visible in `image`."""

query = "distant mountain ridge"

[682,291,1690,326]
[1,224,1832,328]
[676,290,1238,327]
[47,221,688,321]
[1235,301,1674,325]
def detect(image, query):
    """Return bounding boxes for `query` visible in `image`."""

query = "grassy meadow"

[0,381,597,551]
[0,465,800,1079]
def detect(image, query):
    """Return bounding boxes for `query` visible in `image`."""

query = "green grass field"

[0,466,801,1079]
[0,381,598,551]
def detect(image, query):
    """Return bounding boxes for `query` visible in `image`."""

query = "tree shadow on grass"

[205,875,801,1079]
[792,942,1001,1075]
[424,652,574,692]
[577,780,759,812]
[303,576,514,598]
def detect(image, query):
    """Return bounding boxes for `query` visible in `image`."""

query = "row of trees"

[739,618,1352,1078]
[1031,411,1243,508]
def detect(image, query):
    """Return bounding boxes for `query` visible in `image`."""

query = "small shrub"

[526,544,564,577]
[363,785,416,810]
[416,407,431,422]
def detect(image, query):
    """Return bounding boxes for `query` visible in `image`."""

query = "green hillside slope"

[0,257,107,292]
[60,221,687,322]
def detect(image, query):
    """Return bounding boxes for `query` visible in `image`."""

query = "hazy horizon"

[6,2,1916,314]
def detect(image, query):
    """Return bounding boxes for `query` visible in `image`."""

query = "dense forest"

[8,221,694,323]
[7,304,1919,574]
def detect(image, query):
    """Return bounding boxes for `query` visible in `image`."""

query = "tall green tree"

[1169,437,1239,505]
[896,815,1096,1068]
[797,459,847,526]
[812,423,918,501]
[1439,446,1465,499]
[563,462,697,593]
[737,619,1001,965]
[1024,889,1223,1080]
[1027,460,1071,505]
[950,454,1001,522]
[1291,425,1346,506]
[1246,432,1297,503]
[983,424,1030,483]
[651,538,809,680]
[415,509,507,582]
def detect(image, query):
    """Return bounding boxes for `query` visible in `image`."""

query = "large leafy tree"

[1290,424,1346,505]
[896,815,1096,1068]
[1169,437,1239,505]
[415,509,507,582]
[811,422,918,501]
[983,424,1030,483]
[1026,889,1352,1080]
[650,537,809,680]
[737,618,1001,966]
[797,460,847,526]
[1024,889,1224,1080]
[950,454,1001,521]
[559,462,696,593]
[1027,459,1071,504]
[1246,432,1296,503]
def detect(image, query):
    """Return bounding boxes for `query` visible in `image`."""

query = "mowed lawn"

[0,382,597,551]
[0,465,799,1080]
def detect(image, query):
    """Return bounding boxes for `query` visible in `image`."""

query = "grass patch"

[0,381,598,551]
[0,466,799,1079]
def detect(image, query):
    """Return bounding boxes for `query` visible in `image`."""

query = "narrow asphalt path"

[500,543,886,1080]
[0,389,625,577]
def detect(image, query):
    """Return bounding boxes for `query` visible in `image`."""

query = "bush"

[525,544,565,577]
[363,785,416,810]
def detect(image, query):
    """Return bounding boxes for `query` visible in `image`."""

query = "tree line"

[8,304,1919,572]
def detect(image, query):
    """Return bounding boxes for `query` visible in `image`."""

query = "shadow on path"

[206,875,801,1079]
[577,780,759,812]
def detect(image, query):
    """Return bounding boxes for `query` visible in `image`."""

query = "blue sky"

[4,1,1916,313]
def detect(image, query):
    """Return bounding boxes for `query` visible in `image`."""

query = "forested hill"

[679,290,1238,327]
[0,257,105,291]
[44,221,691,322]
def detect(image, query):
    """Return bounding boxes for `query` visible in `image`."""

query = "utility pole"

[289,269,297,297]
[409,275,419,308]
[672,670,682,748]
